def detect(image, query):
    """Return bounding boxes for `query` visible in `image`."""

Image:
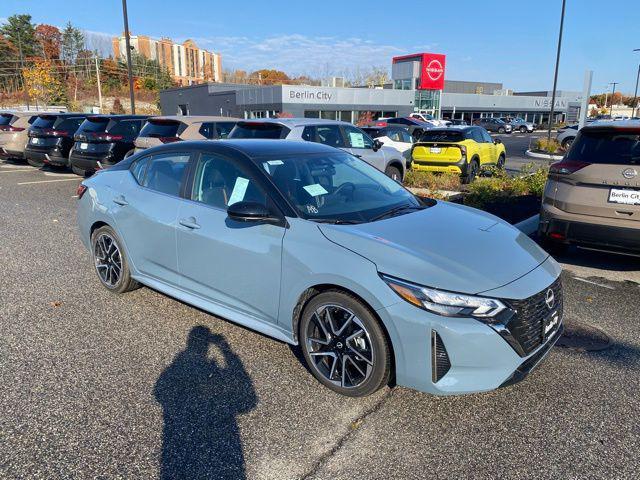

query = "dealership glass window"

[320,111,337,120]
[383,111,397,118]
[304,110,320,118]
[339,111,353,123]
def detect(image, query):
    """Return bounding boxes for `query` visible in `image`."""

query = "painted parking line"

[17,178,81,185]
[573,277,615,290]
[0,164,37,170]
[0,169,34,174]
[43,172,79,178]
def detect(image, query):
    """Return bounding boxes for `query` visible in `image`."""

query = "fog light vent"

[431,330,451,383]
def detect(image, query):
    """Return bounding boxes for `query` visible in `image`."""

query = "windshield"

[567,129,640,165]
[261,152,423,223]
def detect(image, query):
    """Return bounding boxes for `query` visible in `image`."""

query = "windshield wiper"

[310,218,361,225]
[370,204,425,222]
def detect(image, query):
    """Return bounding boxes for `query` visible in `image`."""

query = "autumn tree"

[22,59,64,107]
[35,24,62,60]
[0,37,20,91]
[0,14,39,58]
[251,69,291,85]
[356,111,374,126]
[112,97,125,114]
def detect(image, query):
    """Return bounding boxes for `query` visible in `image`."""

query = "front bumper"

[540,203,640,253]
[378,259,562,395]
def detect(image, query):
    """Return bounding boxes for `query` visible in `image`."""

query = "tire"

[299,290,392,397]
[520,126,527,133]
[385,165,402,183]
[91,225,140,294]
[462,158,479,184]
[497,127,505,134]
[497,154,506,169]
[561,137,574,149]
[27,157,44,168]
[72,165,87,177]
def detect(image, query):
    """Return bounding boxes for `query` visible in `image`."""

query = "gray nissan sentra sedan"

[77,140,563,397]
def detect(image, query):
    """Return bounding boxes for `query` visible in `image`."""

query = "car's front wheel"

[498,127,505,134]
[385,165,402,183]
[91,225,140,294]
[300,291,391,397]
[520,126,528,133]
[561,137,574,149]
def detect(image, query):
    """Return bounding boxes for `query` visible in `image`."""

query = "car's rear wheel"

[520,126,528,133]
[91,226,140,294]
[497,154,506,169]
[498,127,505,134]
[385,165,402,183]
[300,291,391,397]
[462,159,479,184]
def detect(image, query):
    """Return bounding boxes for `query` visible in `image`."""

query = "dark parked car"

[24,113,88,167]
[473,117,512,134]
[385,117,432,140]
[445,119,469,126]
[69,115,149,176]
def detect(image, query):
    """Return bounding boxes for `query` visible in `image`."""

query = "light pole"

[121,0,136,114]
[609,81,619,117]
[603,84,610,114]
[632,49,640,118]
[547,0,566,142]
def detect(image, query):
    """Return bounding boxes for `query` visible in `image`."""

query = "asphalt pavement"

[0,160,638,479]
[492,131,548,174]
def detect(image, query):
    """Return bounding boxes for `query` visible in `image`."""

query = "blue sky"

[2,0,639,93]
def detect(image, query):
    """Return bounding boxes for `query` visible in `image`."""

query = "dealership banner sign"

[419,53,446,90]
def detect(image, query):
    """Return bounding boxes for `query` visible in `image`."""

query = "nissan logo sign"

[425,59,444,81]
[622,168,638,179]
[545,289,556,310]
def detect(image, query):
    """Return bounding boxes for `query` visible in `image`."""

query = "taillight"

[549,159,590,175]
[76,184,87,199]
[8,126,25,132]
[94,133,123,142]
[159,136,182,143]
[42,128,69,137]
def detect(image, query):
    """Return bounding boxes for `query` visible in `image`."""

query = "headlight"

[381,274,506,318]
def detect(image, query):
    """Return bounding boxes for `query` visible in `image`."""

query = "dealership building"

[159,52,582,124]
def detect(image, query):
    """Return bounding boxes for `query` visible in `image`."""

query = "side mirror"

[227,201,278,223]
[494,138,502,145]
[372,139,383,151]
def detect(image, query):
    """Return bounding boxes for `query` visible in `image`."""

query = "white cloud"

[182,34,412,78]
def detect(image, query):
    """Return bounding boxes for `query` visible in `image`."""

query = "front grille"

[431,330,451,383]
[505,278,563,356]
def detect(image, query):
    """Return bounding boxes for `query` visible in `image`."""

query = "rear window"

[78,117,109,133]
[419,130,465,142]
[567,129,640,165]
[229,122,289,139]
[215,121,236,139]
[139,120,182,139]
[56,117,86,132]
[31,116,57,129]
[109,119,142,137]
[0,114,14,126]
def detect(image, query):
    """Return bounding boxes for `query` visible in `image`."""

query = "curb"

[513,214,539,235]
[525,150,564,161]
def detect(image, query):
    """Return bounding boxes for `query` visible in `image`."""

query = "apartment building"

[112,34,222,85]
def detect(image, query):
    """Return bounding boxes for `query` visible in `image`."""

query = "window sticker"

[349,132,365,148]
[227,177,250,205]
[303,183,328,197]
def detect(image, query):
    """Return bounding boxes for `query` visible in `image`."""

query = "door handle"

[113,195,128,206]
[179,217,201,230]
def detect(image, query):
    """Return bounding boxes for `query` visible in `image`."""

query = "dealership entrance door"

[414,90,441,118]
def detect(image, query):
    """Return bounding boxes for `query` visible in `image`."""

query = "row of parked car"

[0,110,511,185]
[0,111,239,176]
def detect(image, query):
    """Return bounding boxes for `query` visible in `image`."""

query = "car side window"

[343,125,373,149]
[481,129,493,143]
[470,129,484,143]
[198,122,215,139]
[315,125,345,148]
[191,153,267,210]
[399,130,413,143]
[143,152,190,196]
[215,122,235,139]
[130,155,152,184]
[301,126,316,142]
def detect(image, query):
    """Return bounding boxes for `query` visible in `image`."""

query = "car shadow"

[553,246,640,273]
[154,326,258,480]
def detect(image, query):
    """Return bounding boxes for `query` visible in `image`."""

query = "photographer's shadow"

[154,326,257,480]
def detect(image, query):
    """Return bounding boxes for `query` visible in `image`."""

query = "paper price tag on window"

[267,160,284,166]
[228,177,250,205]
[303,184,328,197]
[349,132,365,148]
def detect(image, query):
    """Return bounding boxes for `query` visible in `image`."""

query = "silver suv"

[228,118,407,181]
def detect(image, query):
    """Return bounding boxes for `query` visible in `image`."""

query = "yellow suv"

[411,126,506,183]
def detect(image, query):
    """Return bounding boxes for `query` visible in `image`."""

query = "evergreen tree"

[0,14,39,58]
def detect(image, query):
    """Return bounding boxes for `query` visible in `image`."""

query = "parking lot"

[1,160,639,479]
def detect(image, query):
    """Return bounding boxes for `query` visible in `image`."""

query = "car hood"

[319,201,549,295]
